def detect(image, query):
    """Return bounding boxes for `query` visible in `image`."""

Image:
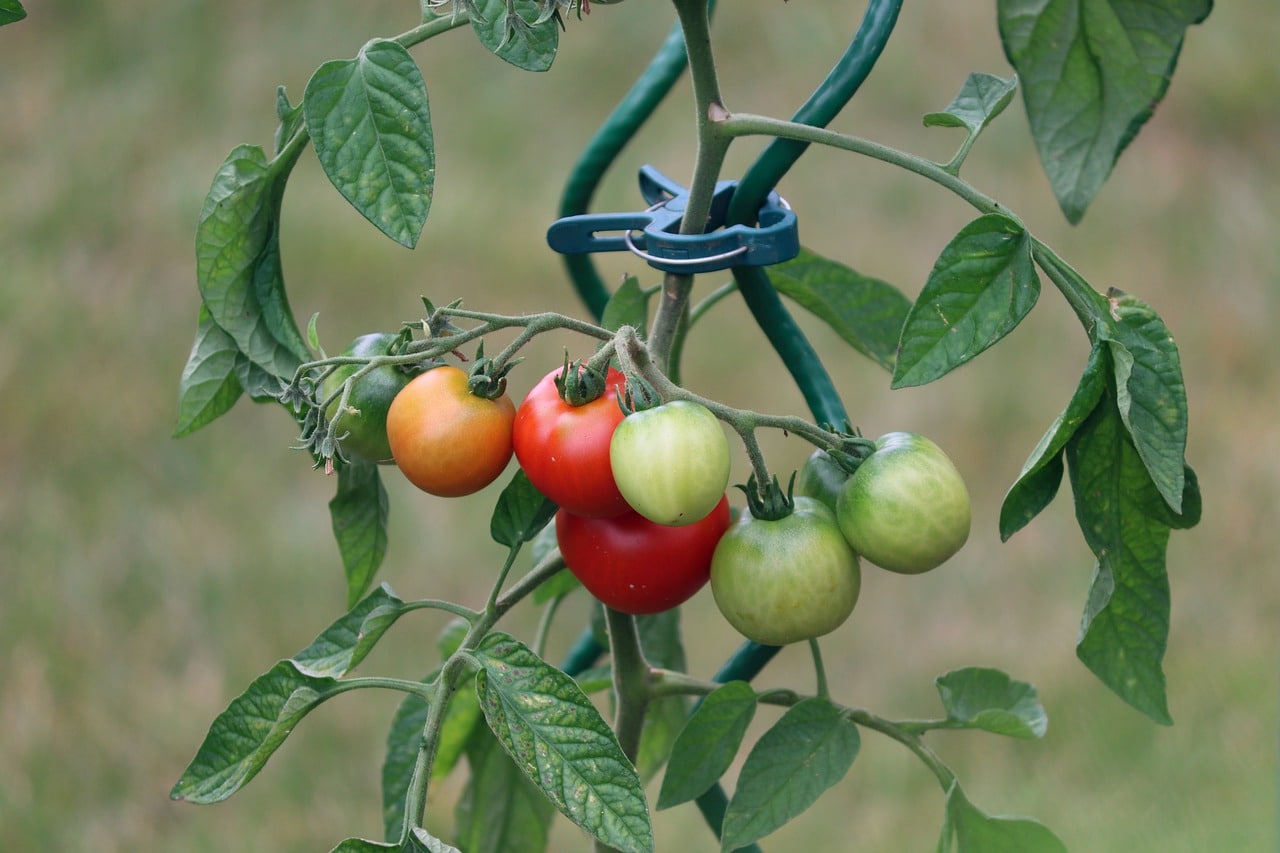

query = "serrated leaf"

[304,39,435,248]
[174,305,244,437]
[1097,288,1188,513]
[292,584,408,678]
[720,698,860,851]
[196,144,310,382]
[768,247,911,371]
[1066,395,1175,723]
[601,275,651,336]
[893,214,1039,388]
[491,469,557,548]
[657,681,757,810]
[998,0,1213,222]
[330,459,391,607]
[1000,345,1107,539]
[470,0,559,72]
[935,667,1047,739]
[0,0,26,26]
[456,724,555,853]
[170,660,342,803]
[924,72,1018,134]
[472,632,652,853]
[945,782,1066,853]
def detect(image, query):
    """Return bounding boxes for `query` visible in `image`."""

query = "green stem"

[396,9,472,49]
[808,638,830,701]
[400,654,467,843]
[597,606,652,853]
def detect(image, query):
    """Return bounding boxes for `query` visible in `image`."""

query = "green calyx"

[554,355,608,407]
[467,341,517,400]
[737,472,796,521]
[616,373,661,416]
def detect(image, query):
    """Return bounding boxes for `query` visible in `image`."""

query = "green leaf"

[601,275,651,337]
[331,831,460,853]
[304,39,435,248]
[1000,345,1107,540]
[1066,395,1175,723]
[455,724,555,853]
[531,568,580,605]
[656,681,757,810]
[491,469,558,548]
[330,459,391,607]
[170,660,342,803]
[174,305,245,437]
[292,584,408,678]
[274,86,306,157]
[470,0,559,72]
[0,0,26,26]
[892,214,1040,388]
[935,667,1048,739]
[381,686,430,842]
[635,611,688,782]
[720,698,860,851]
[998,0,1213,222]
[1097,288,1189,513]
[945,782,1066,853]
[472,632,653,853]
[768,247,911,372]
[196,145,310,382]
[924,72,1018,134]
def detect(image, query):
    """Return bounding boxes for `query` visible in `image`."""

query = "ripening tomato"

[795,449,852,514]
[555,495,731,615]
[512,365,629,518]
[322,333,413,464]
[385,365,516,497]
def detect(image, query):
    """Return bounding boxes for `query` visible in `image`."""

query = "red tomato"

[513,365,629,518]
[385,365,516,497]
[555,495,731,615]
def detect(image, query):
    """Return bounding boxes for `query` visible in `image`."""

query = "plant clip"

[546,165,800,275]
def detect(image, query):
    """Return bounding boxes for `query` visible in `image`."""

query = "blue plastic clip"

[546,165,799,275]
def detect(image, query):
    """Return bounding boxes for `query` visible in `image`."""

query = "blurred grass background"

[1,1,1276,851]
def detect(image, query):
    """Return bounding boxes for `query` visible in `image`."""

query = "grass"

[1,1,1276,851]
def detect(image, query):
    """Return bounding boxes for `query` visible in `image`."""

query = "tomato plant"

[556,495,730,615]
[513,364,630,517]
[610,400,731,526]
[836,432,972,575]
[711,496,861,646]
[321,332,414,464]
[385,364,516,497]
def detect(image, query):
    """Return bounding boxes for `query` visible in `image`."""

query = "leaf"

[720,698,860,851]
[924,72,1018,135]
[174,305,244,437]
[998,0,1213,222]
[1097,288,1189,513]
[945,782,1067,853]
[330,832,460,853]
[491,469,557,548]
[531,568,580,605]
[196,144,310,382]
[304,39,435,248]
[656,681,757,810]
[0,0,26,26]
[935,667,1048,739]
[292,584,408,678]
[893,214,1040,388]
[768,247,911,372]
[470,0,559,72]
[635,611,687,782]
[330,459,391,607]
[1000,345,1107,540]
[455,724,555,853]
[274,86,306,157]
[472,632,653,853]
[1066,395,1175,723]
[170,660,342,803]
[601,275,651,337]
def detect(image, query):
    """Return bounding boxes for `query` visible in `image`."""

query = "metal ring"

[621,228,750,268]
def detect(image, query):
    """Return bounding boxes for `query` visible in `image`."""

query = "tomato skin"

[609,400,731,526]
[322,333,413,464]
[512,366,629,518]
[795,449,852,514]
[835,432,971,574]
[556,495,730,615]
[385,365,516,497]
[710,497,861,646]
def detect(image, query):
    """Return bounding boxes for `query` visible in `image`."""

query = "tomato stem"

[809,638,831,701]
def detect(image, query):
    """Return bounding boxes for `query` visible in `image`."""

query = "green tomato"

[710,497,861,646]
[795,449,852,514]
[835,432,971,574]
[609,400,731,526]
[323,333,412,464]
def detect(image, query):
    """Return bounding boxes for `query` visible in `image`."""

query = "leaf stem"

[809,638,830,700]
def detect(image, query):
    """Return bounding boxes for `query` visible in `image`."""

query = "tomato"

[710,497,861,646]
[556,495,730,615]
[835,432,971,574]
[795,449,852,514]
[385,365,516,497]
[609,400,731,526]
[512,365,629,518]
[321,333,413,464]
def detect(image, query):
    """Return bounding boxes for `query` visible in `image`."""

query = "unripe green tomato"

[609,400,731,526]
[796,449,852,514]
[835,432,971,574]
[323,333,412,464]
[710,497,861,646]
